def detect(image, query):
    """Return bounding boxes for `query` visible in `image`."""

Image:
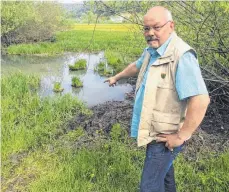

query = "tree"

[1,1,67,45]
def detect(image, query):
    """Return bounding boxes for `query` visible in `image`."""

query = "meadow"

[2,75,229,192]
[2,74,229,191]
[2,24,229,191]
[7,24,145,73]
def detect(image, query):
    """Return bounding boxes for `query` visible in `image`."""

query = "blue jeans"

[140,141,184,192]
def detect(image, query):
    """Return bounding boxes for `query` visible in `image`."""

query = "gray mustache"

[145,36,158,41]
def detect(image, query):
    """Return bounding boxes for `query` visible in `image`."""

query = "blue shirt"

[131,36,208,138]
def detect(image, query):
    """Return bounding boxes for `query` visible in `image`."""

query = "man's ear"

[170,21,175,31]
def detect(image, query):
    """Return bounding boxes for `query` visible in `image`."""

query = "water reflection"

[1,52,132,106]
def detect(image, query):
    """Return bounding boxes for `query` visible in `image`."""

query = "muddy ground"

[67,89,229,160]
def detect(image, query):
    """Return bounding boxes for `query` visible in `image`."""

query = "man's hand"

[104,76,118,87]
[156,133,185,151]
[104,62,139,87]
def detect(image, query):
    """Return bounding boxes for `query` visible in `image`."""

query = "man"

[104,6,210,192]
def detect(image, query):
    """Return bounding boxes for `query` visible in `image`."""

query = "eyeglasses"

[143,21,171,32]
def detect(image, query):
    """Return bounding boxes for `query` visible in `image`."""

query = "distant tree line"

[1,1,67,46]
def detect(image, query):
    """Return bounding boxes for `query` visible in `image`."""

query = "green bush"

[1,1,66,45]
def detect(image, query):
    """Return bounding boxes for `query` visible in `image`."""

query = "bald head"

[144,6,173,23]
[143,6,174,48]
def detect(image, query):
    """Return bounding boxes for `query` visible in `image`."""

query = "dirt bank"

[67,92,229,160]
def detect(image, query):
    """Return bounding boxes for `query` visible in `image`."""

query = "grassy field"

[1,73,92,190]
[7,24,145,73]
[70,24,140,32]
[2,73,229,192]
[6,23,229,70]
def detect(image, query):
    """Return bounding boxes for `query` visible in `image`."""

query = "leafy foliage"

[1,1,67,45]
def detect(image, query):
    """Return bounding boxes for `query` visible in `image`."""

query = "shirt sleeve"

[176,51,209,100]
[135,49,146,69]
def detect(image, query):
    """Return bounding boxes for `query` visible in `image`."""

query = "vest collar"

[152,32,177,66]
[159,32,178,59]
[156,33,174,56]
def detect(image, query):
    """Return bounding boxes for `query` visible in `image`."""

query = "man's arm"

[156,94,210,150]
[115,62,139,80]
[178,94,210,141]
[104,62,139,86]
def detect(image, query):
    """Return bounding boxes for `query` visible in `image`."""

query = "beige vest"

[136,33,196,147]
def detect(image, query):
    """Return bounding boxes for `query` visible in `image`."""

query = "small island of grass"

[103,68,113,77]
[95,62,113,77]
[71,76,83,88]
[53,82,64,92]
[69,59,87,71]
[95,62,105,72]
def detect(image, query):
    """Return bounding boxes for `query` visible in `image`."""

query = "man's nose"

[148,28,155,36]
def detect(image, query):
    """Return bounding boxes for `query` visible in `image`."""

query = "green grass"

[2,111,229,192]
[175,152,229,192]
[2,123,144,192]
[95,61,106,72]
[71,76,83,88]
[69,59,87,71]
[70,24,140,32]
[7,30,144,57]
[7,29,145,72]
[27,136,143,191]
[53,81,64,92]
[1,73,92,182]
[27,130,229,192]
[94,61,114,77]
[103,68,114,77]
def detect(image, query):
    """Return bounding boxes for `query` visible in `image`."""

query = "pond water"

[1,52,133,107]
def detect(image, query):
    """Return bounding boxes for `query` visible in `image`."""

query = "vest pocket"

[150,110,180,134]
[154,83,181,114]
